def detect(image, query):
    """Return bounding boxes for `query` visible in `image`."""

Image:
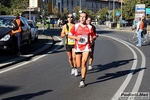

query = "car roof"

[0,15,15,17]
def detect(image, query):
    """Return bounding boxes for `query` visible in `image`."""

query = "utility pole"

[113,0,115,22]
[42,0,45,35]
[121,0,122,27]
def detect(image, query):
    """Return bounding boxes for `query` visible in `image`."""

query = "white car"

[27,20,38,41]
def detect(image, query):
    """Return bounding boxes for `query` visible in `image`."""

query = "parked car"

[0,15,31,52]
[27,20,38,41]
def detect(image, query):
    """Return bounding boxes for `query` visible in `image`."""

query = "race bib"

[68,38,75,43]
[78,35,88,44]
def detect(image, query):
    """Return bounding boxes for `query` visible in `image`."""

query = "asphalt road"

[0,26,150,100]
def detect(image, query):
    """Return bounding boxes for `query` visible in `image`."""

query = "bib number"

[68,38,75,43]
[78,35,88,44]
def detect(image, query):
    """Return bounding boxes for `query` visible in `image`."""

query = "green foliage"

[72,6,81,20]
[96,7,108,21]
[123,0,150,20]
[61,8,68,19]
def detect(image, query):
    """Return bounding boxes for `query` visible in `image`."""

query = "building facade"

[23,0,123,20]
[38,0,124,14]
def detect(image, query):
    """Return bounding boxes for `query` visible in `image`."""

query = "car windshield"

[0,17,13,28]
[27,21,34,28]
[28,23,34,28]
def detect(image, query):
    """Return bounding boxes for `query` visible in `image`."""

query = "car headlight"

[0,34,10,41]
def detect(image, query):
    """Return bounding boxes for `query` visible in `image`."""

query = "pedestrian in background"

[11,14,24,56]
[142,16,147,35]
[51,19,55,28]
[46,18,50,29]
[60,14,77,76]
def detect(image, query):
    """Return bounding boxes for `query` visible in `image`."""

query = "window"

[62,0,63,5]
[77,1,79,6]
[67,0,68,5]
[72,0,73,6]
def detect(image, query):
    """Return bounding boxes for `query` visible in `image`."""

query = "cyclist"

[86,16,98,70]
[68,12,97,87]
[60,14,77,76]
[142,16,147,35]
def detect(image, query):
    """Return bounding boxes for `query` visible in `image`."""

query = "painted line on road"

[99,35,146,100]
[0,36,63,74]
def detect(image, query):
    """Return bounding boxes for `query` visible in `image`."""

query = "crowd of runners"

[60,12,98,88]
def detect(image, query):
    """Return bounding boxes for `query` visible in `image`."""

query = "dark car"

[0,15,31,52]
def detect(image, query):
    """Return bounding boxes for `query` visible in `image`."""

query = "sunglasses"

[68,16,73,18]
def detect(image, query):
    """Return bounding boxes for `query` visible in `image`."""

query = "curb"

[0,35,54,68]
[105,28,134,33]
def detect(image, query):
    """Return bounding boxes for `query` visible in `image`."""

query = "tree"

[61,8,68,19]
[122,0,150,20]
[53,5,60,17]
[96,7,108,21]
[45,4,50,17]
[72,6,80,20]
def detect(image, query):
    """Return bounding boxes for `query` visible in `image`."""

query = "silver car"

[27,20,38,41]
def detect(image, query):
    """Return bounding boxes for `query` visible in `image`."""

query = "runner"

[60,14,78,76]
[86,16,98,70]
[68,12,97,87]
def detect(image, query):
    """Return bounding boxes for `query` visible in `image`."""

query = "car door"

[20,17,30,42]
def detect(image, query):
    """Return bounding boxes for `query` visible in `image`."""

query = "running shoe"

[79,81,85,88]
[136,44,142,47]
[74,68,78,76]
[88,65,92,70]
[71,68,75,75]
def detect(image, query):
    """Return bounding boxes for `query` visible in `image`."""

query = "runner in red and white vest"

[68,12,96,88]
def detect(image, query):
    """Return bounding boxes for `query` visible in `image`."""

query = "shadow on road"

[86,58,146,86]
[87,59,135,74]
[0,85,21,95]
[2,90,53,100]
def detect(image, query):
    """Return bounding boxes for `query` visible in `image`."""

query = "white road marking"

[99,35,146,100]
[0,36,63,74]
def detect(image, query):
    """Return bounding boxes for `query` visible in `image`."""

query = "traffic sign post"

[146,8,150,14]
[135,4,145,20]
[107,10,112,21]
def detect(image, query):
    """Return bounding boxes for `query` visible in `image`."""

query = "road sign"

[108,15,112,19]
[146,8,150,14]
[135,4,145,19]
[107,10,112,14]
[116,11,120,16]
[29,0,38,7]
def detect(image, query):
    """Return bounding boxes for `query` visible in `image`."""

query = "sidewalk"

[0,34,54,68]
[96,25,134,32]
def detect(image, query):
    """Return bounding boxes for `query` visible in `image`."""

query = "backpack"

[11,19,19,31]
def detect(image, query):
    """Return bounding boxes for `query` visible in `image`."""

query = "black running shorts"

[65,44,74,52]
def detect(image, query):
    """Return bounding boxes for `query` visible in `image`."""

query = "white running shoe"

[74,68,78,76]
[71,68,75,75]
[88,65,92,70]
[79,81,85,88]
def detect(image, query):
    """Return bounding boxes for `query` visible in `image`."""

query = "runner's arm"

[68,26,80,41]
[60,25,66,38]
